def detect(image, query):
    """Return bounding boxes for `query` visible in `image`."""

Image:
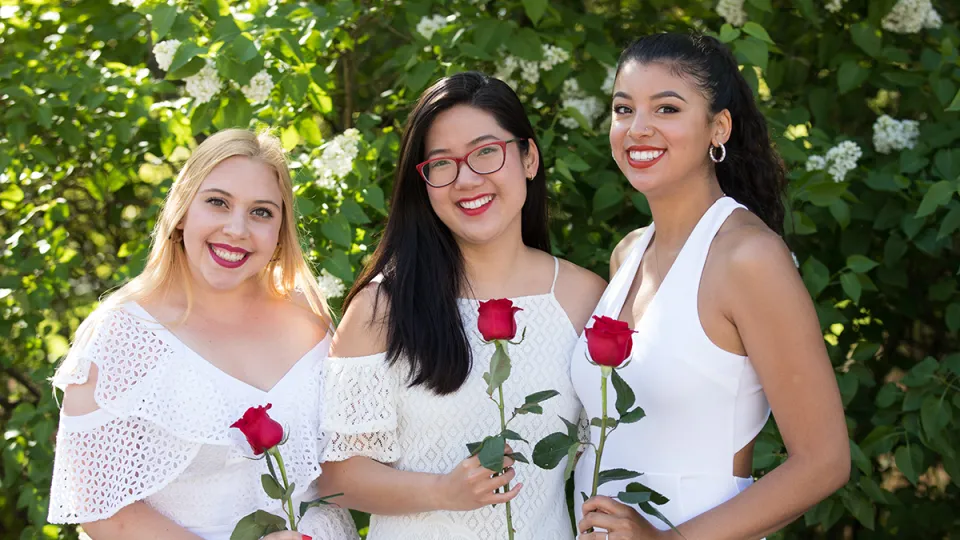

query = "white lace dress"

[48,303,357,540]
[322,261,582,540]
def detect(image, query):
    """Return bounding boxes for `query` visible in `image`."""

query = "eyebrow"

[425,134,500,158]
[200,188,281,209]
[613,90,687,103]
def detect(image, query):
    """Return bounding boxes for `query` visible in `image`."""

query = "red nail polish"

[302,535,312,540]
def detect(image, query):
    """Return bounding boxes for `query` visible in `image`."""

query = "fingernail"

[302,535,312,540]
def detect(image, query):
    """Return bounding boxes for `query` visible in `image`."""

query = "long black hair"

[343,72,549,394]
[617,33,787,234]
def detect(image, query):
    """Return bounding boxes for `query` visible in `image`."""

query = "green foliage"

[1,0,959,538]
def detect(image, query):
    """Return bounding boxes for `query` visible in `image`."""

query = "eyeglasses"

[416,138,526,188]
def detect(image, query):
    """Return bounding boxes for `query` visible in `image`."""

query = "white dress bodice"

[572,197,771,530]
[48,303,357,540]
[322,260,582,540]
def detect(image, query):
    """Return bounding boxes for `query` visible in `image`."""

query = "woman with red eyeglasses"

[314,72,606,539]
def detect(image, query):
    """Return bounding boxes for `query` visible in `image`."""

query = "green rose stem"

[496,372,515,540]
[590,366,612,498]
[267,448,298,532]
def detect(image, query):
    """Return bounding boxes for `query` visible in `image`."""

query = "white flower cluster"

[559,79,604,130]
[153,39,180,71]
[416,14,449,40]
[184,61,223,104]
[825,0,847,13]
[717,0,747,26]
[312,128,362,190]
[881,0,942,33]
[317,269,346,299]
[495,44,570,87]
[241,70,274,104]
[806,141,862,182]
[872,115,920,154]
[601,65,616,94]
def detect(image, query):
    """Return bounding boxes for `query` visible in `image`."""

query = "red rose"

[477,299,523,341]
[584,315,637,368]
[231,404,284,455]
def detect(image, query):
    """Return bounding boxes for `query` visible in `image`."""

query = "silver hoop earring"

[709,142,726,163]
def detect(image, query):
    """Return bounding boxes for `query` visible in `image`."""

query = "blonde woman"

[48,129,357,540]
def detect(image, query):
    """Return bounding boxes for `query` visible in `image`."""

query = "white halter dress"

[572,197,771,530]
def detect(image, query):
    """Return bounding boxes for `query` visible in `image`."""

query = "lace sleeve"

[49,412,200,524]
[48,307,202,524]
[321,353,401,463]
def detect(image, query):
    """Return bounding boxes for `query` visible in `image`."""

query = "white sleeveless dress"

[322,259,581,540]
[572,197,771,530]
[48,302,358,540]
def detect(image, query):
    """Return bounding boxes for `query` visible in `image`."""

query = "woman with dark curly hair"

[574,33,850,539]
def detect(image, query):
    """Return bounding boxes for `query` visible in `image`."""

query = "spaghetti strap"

[550,257,560,294]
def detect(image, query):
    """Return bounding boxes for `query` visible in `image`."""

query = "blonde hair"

[99,128,329,324]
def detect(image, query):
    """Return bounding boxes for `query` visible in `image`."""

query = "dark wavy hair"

[617,32,787,234]
[343,72,549,394]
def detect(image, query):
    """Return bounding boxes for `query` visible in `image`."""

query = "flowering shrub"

[1,0,958,538]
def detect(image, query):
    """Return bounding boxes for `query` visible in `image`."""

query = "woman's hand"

[435,443,523,511]
[578,496,669,539]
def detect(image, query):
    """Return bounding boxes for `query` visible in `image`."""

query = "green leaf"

[167,41,206,76]
[719,24,741,43]
[598,468,643,487]
[621,481,669,506]
[252,509,287,528]
[593,182,623,214]
[840,272,861,304]
[610,369,636,416]
[506,452,529,464]
[560,415,579,439]
[260,474,283,499]
[618,406,647,424]
[524,390,560,405]
[849,440,872,474]
[232,35,259,62]
[850,23,882,57]
[562,439,580,480]
[406,60,439,92]
[916,180,955,217]
[321,214,352,248]
[921,394,952,439]
[933,149,960,181]
[734,37,768,70]
[151,4,178,40]
[363,185,387,214]
[894,445,924,485]
[533,432,576,469]
[801,256,830,297]
[485,341,512,396]
[847,255,878,274]
[837,61,869,95]
[902,357,938,387]
[841,490,876,530]
[230,512,267,540]
[502,429,527,443]
[521,0,548,25]
[299,492,343,516]
[945,303,960,333]
[513,28,544,62]
[478,435,506,472]
[946,89,960,112]
[742,22,774,44]
[746,0,772,11]
[829,200,850,229]
[339,198,371,225]
[937,204,960,239]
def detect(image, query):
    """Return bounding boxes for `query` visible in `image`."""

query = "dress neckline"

[124,301,329,395]
[614,196,729,331]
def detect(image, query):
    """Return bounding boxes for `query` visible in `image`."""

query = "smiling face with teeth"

[177,156,284,293]
[609,61,731,197]
[422,104,540,247]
